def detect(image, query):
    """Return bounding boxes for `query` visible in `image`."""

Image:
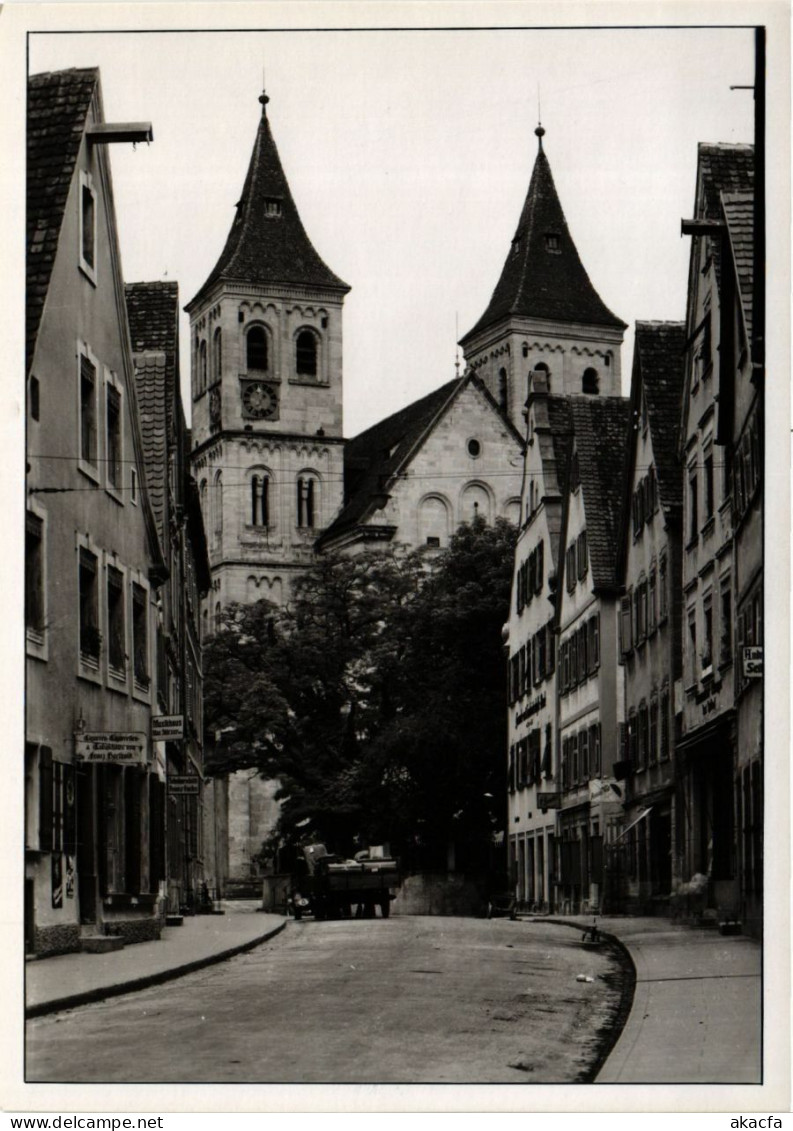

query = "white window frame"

[77,341,101,483]
[79,169,97,284]
[26,499,48,662]
[103,367,125,503]
[76,532,103,685]
[104,552,129,692]
[130,571,153,703]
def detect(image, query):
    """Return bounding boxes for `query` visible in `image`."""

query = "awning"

[615,806,653,840]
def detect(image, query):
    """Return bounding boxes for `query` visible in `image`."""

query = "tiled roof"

[569,396,631,590]
[129,350,168,537]
[461,141,626,343]
[27,68,98,375]
[721,192,754,344]
[695,144,754,286]
[634,321,686,514]
[547,395,574,483]
[317,377,464,545]
[188,100,349,310]
[126,280,179,405]
[698,144,754,219]
[125,282,181,539]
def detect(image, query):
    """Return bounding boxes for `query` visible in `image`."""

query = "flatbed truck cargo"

[290,843,400,920]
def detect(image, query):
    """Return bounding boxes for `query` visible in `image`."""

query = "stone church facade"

[190,96,616,889]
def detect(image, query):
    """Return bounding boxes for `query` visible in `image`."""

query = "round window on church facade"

[467,438,481,458]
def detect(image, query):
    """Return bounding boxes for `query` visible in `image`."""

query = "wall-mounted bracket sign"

[743,647,763,678]
[152,715,184,741]
[75,732,147,764]
[168,776,200,795]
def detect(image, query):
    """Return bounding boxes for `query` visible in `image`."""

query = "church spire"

[187,88,349,312]
[460,127,625,344]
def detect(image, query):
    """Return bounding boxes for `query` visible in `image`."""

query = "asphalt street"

[26,916,628,1084]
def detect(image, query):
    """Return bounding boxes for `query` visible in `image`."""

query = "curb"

[26,919,288,1019]
[531,917,638,1083]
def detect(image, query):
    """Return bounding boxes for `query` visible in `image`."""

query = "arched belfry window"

[296,330,318,377]
[534,361,550,393]
[498,367,508,412]
[199,340,207,393]
[214,471,223,547]
[297,475,318,528]
[214,328,222,383]
[251,473,270,527]
[247,326,268,372]
[582,367,599,395]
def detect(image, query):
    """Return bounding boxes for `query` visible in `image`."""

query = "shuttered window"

[107,566,125,674]
[132,582,149,689]
[620,594,632,656]
[26,513,44,633]
[80,354,98,467]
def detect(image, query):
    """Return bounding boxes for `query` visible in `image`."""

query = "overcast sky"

[29,24,756,436]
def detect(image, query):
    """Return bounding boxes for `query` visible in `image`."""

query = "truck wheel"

[380,898,390,919]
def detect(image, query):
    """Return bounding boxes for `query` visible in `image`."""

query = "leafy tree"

[203,517,516,872]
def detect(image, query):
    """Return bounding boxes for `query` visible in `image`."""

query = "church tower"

[187,87,350,621]
[460,126,626,422]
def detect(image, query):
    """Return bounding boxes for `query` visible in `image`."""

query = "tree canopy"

[203,517,516,872]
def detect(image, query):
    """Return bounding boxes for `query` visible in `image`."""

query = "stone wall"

[392,873,487,917]
[104,917,162,945]
[34,924,81,957]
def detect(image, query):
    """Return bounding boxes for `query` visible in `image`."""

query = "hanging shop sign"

[152,714,184,741]
[75,731,147,764]
[743,647,763,678]
[168,775,200,795]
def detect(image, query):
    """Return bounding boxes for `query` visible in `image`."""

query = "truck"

[290,843,400,920]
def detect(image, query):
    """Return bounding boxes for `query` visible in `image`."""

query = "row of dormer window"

[515,540,544,613]
[508,620,555,704]
[619,558,669,657]
[631,465,659,538]
[560,723,603,791]
[621,691,671,772]
[565,529,588,592]
[558,613,600,695]
[508,725,552,792]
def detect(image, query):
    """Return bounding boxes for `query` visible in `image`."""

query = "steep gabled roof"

[698,143,754,219]
[126,281,179,400]
[187,95,349,311]
[694,143,754,287]
[461,135,626,344]
[546,395,575,488]
[128,350,168,537]
[634,321,686,515]
[721,191,754,345]
[317,373,522,547]
[568,396,631,590]
[317,378,463,546]
[125,282,180,539]
[27,68,98,375]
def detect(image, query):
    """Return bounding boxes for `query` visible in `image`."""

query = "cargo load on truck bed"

[290,843,400,920]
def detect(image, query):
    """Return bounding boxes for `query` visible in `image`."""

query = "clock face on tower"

[241,380,278,420]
